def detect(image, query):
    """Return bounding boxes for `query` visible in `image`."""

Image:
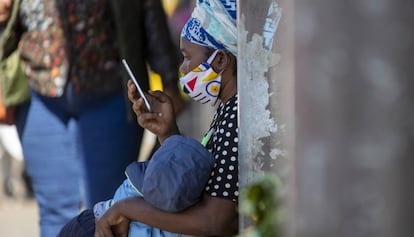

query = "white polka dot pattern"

[205,95,238,202]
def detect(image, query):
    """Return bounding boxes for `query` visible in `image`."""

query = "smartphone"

[122,59,152,112]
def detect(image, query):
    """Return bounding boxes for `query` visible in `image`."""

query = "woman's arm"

[95,193,238,237]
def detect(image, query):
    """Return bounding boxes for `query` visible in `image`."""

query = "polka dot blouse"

[204,94,238,202]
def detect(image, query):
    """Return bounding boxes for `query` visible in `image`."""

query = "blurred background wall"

[238,0,414,237]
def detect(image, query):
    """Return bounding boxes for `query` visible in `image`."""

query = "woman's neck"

[219,73,237,103]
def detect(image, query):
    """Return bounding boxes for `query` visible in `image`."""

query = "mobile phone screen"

[122,59,152,112]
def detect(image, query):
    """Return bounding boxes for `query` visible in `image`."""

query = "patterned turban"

[181,0,237,56]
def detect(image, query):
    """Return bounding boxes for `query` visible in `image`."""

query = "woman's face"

[179,38,213,75]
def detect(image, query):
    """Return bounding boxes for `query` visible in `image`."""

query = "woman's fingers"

[111,217,130,237]
[132,98,152,116]
[95,222,114,237]
[127,79,140,102]
[149,90,171,103]
[130,90,177,141]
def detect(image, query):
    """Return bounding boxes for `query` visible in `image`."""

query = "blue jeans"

[15,87,143,237]
[94,179,182,237]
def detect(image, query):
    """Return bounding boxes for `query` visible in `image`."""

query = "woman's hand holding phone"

[123,59,179,143]
[127,80,179,144]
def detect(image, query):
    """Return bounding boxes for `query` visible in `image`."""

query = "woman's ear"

[212,50,230,72]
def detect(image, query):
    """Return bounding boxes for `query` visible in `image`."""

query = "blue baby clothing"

[93,135,215,237]
[94,179,181,237]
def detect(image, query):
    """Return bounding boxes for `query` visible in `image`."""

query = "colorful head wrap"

[181,0,237,56]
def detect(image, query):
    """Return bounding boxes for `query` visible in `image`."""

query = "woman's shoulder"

[218,94,238,121]
[225,93,238,106]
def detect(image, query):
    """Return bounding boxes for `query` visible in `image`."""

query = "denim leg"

[15,90,143,237]
[77,92,143,207]
[15,94,82,237]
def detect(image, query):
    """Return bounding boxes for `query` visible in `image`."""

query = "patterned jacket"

[1,0,179,97]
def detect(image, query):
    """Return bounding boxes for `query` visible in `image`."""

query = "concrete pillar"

[238,0,293,233]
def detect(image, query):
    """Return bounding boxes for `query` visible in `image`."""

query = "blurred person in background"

[0,0,185,236]
[0,123,28,198]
